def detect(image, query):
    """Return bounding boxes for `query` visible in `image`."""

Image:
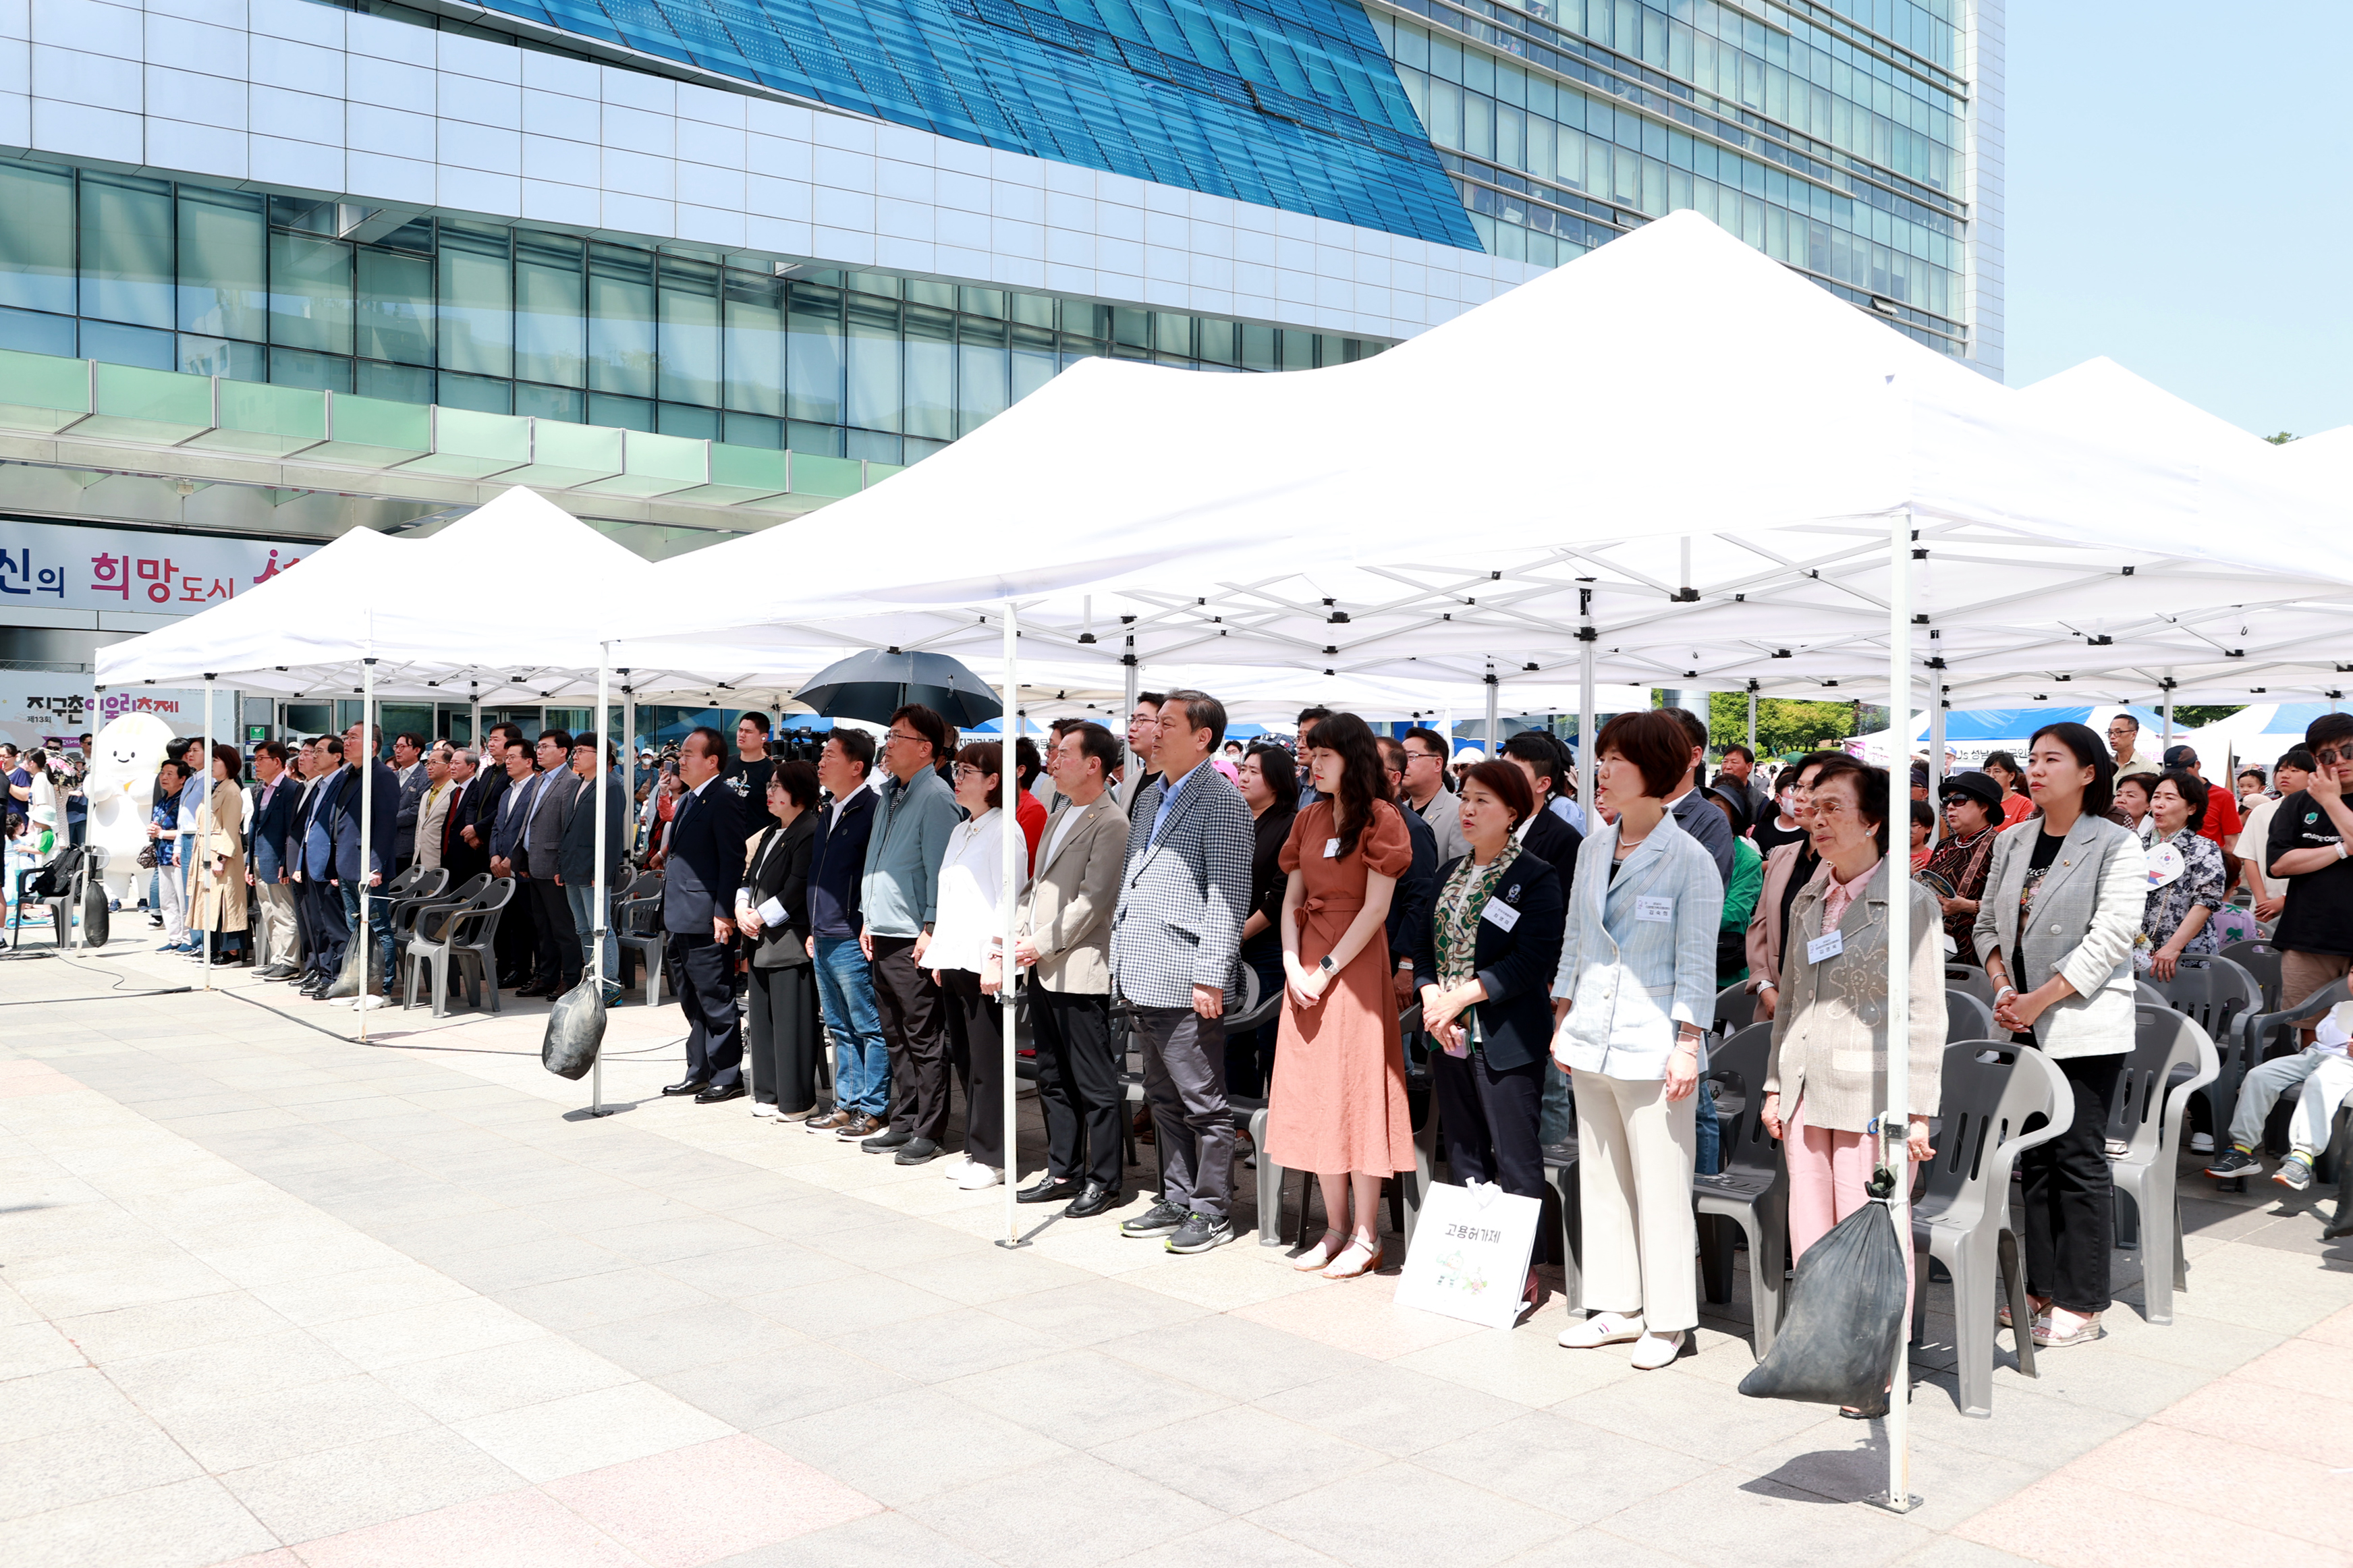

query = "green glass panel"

[0,163,75,314]
[176,186,266,341]
[846,294,898,434]
[669,441,788,504]
[0,346,89,432]
[656,256,719,408]
[589,243,654,397]
[790,451,863,499]
[904,306,951,442]
[578,428,706,497]
[957,316,1005,437]
[785,281,843,425]
[722,271,782,416]
[437,222,511,376]
[192,379,327,455]
[356,248,433,366]
[862,462,905,486]
[494,416,623,487]
[80,360,211,441]
[399,404,530,477]
[515,231,584,387]
[269,233,353,354]
[312,391,430,464]
[80,171,173,329]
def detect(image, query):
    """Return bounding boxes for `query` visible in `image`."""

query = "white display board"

[0,519,308,615]
[1392,1180,1543,1330]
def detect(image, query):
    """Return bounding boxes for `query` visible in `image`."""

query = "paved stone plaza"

[3,938,2347,1568]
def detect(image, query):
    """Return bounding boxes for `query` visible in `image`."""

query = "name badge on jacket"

[1806,928,1845,964]
[1481,899,1520,931]
[1635,895,1672,923]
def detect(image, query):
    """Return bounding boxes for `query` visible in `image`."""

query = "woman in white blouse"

[929,741,1029,1192]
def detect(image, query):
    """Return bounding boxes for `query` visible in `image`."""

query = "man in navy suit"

[328,723,400,1009]
[661,725,747,1102]
[294,737,348,998]
[245,740,300,980]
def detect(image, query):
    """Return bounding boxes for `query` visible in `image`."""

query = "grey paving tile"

[974,1277,1213,1351]
[655,1243,872,1300]
[738,1272,966,1339]
[149,1371,442,1472]
[0,1413,202,1517]
[757,1386,1077,1507]
[1092,1403,1387,1515]
[1586,1471,1937,1568]
[370,1335,636,1422]
[1097,1313,1379,1403]
[1256,1364,1526,1459]
[1246,1459,1566,1568]
[1547,1360,1841,1464]
[824,1308,1059,1384]
[430,1235,634,1295]
[1415,1408,1714,1523]
[902,1451,1222,1568]
[943,1347,1231,1448]
[102,1326,366,1418]
[702,1504,999,1568]
[568,1301,804,1380]
[1106,1517,1354,1568]
[577,1213,776,1265]
[0,1476,278,1568]
[216,1422,528,1542]
[656,1341,918,1429]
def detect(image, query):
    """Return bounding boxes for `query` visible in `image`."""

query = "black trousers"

[669,931,744,1087]
[290,876,319,974]
[871,935,951,1142]
[1031,984,1120,1187]
[1432,1046,1545,1202]
[938,969,1005,1169]
[526,877,576,988]
[495,870,537,982]
[746,960,821,1113]
[2021,1051,2124,1314]
[306,878,347,980]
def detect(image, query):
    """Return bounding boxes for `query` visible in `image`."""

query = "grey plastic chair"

[611,870,667,1006]
[1945,989,1995,1044]
[1945,964,1997,1009]
[1543,1134,1584,1314]
[2217,940,2283,1013]
[2134,980,2168,1008]
[1908,1040,2072,1418]
[2217,976,2352,1187]
[393,872,483,992]
[2108,1004,2219,1326]
[1693,1022,1788,1360]
[1711,981,1756,1036]
[2147,953,2262,1138]
[405,878,514,1017]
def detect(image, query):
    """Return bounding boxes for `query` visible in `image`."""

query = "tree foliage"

[1702,694,1864,759]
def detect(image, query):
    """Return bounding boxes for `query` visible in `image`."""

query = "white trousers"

[159,861,187,943]
[2291,1053,2353,1159]
[1575,1069,1698,1332]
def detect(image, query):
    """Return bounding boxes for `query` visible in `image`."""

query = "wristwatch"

[1318,954,1337,976]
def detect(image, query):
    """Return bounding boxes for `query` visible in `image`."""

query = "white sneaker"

[327,996,356,1009]
[1629,1330,1684,1370]
[942,1153,977,1180]
[1559,1311,1646,1349]
[352,995,387,1011]
[2188,1131,2214,1154]
[953,1162,1003,1191]
[749,1102,781,1119]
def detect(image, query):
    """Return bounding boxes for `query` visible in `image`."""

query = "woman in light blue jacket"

[1550,710,1723,1369]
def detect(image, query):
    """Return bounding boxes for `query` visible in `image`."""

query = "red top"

[2198,781,2241,848]
[1015,787,1045,874]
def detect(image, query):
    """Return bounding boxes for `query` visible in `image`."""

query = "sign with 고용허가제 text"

[1392,1179,1543,1330]
[0,520,304,615]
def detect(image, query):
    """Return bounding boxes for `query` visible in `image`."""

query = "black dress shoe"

[1016,1175,1082,1206]
[1063,1181,1122,1219]
[694,1082,746,1104]
[860,1129,912,1153]
[516,982,555,999]
[662,1077,711,1096]
[893,1137,943,1165]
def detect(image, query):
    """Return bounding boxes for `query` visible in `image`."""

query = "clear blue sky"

[2004,2,2353,439]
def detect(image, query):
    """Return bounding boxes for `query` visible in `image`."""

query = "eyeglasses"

[885,729,922,745]
[2317,747,2349,766]
[952,764,987,781]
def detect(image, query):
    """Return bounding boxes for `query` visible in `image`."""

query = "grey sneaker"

[2205,1148,2262,1180]
[1165,1212,1234,1254]
[1118,1200,1188,1237]
[2273,1154,2314,1192]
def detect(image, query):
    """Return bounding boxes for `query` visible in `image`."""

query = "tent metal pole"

[1000,603,1023,1249]
[591,645,611,1117]
[1122,636,1140,782]
[2163,677,2174,750]
[360,628,376,1042]
[1881,510,1915,1513]
[468,688,480,753]
[201,675,214,991]
[1484,669,1500,756]
[1745,689,1756,754]
[621,680,635,860]
[1577,589,1595,819]
[1927,662,1946,845]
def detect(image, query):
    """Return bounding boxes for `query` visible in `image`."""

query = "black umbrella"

[793,649,1004,727]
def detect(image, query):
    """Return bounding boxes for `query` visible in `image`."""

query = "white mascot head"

[86,712,179,886]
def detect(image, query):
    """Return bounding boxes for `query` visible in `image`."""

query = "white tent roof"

[624,215,2353,708]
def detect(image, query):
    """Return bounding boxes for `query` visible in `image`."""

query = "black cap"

[2163,744,2197,767]
[1909,762,1930,787]
[1939,771,2004,813]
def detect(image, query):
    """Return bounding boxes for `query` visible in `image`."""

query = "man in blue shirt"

[804,729,887,1140]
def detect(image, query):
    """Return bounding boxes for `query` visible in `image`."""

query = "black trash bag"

[542,976,607,1080]
[325,938,370,999]
[1739,1168,1908,1409]
[81,876,109,948]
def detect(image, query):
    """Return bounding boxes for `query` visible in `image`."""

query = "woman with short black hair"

[1973,721,2146,1349]
[2138,768,2225,980]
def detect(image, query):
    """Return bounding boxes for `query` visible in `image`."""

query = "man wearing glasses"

[2107,714,2159,781]
[858,704,965,1163]
[1399,726,1468,864]
[1110,689,1254,1254]
[1114,692,1166,823]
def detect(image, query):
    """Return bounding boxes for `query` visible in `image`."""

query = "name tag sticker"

[1323,837,1341,858]
[1636,895,1673,923]
[1807,928,1846,964]
[1481,899,1520,932]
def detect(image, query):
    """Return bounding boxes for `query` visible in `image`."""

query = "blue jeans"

[340,881,395,992]
[564,882,619,985]
[814,936,889,1116]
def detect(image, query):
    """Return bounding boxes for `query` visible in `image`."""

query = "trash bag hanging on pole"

[1738,1166,1908,1412]
[542,975,607,1080]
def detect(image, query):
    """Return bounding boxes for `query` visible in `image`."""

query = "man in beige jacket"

[413,744,456,874]
[1013,721,1132,1217]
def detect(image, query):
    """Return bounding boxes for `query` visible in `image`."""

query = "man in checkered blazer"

[1109,688,1255,1254]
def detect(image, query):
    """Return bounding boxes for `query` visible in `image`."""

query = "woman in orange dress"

[1266,711,1416,1279]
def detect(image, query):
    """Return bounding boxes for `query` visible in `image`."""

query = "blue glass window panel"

[82,318,176,370]
[461,0,1478,249]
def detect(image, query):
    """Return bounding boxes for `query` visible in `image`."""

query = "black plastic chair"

[1908,1040,2073,1418]
[1692,1023,1788,1360]
[1945,989,1995,1043]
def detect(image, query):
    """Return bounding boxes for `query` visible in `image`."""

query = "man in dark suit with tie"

[485,733,542,988]
[294,737,348,998]
[662,725,748,1102]
[245,740,300,979]
[441,748,487,882]
[329,723,401,1008]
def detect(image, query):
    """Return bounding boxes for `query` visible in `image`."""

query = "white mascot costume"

[86,712,177,907]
